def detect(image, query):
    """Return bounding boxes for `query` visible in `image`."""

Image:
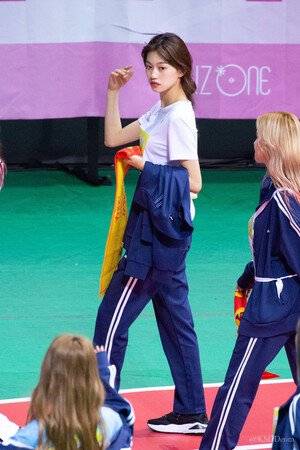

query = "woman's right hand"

[108,65,134,91]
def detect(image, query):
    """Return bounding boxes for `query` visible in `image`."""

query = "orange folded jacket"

[99,146,142,298]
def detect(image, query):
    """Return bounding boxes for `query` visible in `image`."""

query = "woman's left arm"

[123,157,203,195]
[180,159,202,194]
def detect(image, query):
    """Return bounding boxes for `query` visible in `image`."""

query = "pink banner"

[189,43,299,119]
[0,41,299,120]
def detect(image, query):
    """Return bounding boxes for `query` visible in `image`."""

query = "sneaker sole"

[147,422,208,435]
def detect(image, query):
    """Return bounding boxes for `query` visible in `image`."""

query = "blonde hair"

[296,319,300,383]
[256,112,300,205]
[28,334,106,450]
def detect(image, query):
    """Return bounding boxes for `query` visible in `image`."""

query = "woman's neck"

[160,86,187,108]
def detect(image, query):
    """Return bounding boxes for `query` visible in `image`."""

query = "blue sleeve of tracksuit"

[237,261,255,290]
[97,351,134,450]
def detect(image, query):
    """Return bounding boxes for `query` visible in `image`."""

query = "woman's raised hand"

[94,345,105,354]
[108,65,134,91]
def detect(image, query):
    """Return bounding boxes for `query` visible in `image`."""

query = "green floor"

[0,168,292,400]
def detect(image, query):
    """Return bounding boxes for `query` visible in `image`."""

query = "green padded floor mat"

[0,169,292,400]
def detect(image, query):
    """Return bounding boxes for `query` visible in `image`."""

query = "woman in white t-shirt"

[94,32,207,435]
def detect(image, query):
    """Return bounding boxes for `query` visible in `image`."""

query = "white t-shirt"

[139,100,198,218]
[139,100,198,165]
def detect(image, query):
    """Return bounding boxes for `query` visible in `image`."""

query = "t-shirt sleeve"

[167,115,198,162]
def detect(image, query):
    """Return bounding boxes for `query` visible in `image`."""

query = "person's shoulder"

[168,100,194,116]
[147,100,161,115]
[271,189,300,232]
[0,420,39,449]
[273,188,300,212]
[168,101,196,131]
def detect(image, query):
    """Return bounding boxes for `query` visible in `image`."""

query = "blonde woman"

[0,334,133,449]
[0,141,6,190]
[200,112,300,450]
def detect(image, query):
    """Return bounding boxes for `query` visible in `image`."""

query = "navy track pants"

[93,254,206,415]
[199,332,297,450]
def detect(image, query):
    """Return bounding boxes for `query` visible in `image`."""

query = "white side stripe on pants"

[211,337,258,450]
[105,276,138,361]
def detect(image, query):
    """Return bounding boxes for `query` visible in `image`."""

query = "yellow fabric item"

[99,146,142,298]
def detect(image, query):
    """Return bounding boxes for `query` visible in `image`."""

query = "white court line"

[120,378,294,394]
[0,397,30,404]
[0,378,294,402]
[260,377,294,385]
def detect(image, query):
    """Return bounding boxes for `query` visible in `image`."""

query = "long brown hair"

[256,111,300,205]
[28,334,106,450]
[141,32,197,106]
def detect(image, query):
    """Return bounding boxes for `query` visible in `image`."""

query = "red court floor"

[0,379,295,450]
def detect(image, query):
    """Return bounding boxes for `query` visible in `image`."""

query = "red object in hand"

[114,146,142,177]
[116,146,142,160]
[234,288,248,328]
[234,286,279,379]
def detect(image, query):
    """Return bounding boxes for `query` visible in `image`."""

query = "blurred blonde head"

[0,141,7,190]
[28,334,105,450]
[255,112,300,204]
